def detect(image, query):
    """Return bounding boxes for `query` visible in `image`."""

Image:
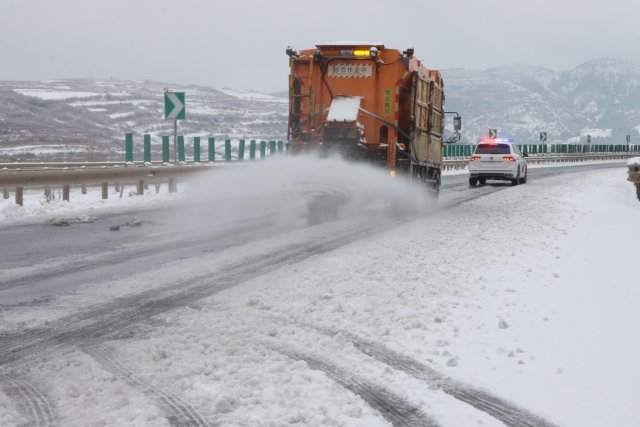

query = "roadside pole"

[173,119,177,165]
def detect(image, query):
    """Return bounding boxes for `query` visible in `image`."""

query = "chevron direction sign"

[540,132,547,142]
[165,92,185,120]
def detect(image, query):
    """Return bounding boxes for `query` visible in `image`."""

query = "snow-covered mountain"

[443,58,640,144]
[0,79,288,162]
[2,58,640,161]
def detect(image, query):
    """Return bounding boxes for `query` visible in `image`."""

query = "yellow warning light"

[353,50,372,58]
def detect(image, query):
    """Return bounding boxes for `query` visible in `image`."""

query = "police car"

[468,139,528,186]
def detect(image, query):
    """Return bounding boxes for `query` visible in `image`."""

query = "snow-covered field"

[1,166,638,426]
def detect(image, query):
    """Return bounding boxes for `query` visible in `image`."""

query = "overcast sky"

[1,0,638,92]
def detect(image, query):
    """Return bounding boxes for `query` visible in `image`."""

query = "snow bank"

[0,185,183,227]
[627,156,640,166]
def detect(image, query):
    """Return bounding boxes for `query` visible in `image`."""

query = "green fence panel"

[143,134,151,164]
[162,136,170,163]
[225,139,231,162]
[178,135,185,163]
[249,140,256,160]
[277,140,284,153]
[238,139,245,161]
[208,137,215,162]
[125,133,133,163]
[269,140,276,156]
[260,141,266,159]
[193,137,201,163]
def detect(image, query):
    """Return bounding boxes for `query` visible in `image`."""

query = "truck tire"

[478,178,486,186]
[469,177,478,187]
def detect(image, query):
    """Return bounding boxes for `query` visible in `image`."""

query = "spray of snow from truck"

[171,155,436,232]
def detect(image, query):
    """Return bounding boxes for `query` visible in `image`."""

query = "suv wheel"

[511,168,520,186]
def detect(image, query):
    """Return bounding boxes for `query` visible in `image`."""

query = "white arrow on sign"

[166,92,184,120]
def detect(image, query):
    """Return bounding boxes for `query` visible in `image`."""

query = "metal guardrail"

[442,153,636,170]
[0,161,129,170]
[0,163,215,188]
[442,144,640,159]
[0,163,222,206]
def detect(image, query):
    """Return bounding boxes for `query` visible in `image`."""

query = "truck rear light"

[340,48,378,58]
[503,156,516,162]
[469,156,481,161]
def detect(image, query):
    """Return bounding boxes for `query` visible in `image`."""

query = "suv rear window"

[474,144,511,155]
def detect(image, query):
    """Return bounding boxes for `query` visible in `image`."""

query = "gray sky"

[1,0,638,92]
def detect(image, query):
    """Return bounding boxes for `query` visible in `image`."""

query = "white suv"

[468,140,528,186]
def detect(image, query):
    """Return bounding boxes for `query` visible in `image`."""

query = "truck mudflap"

[410,161,441,193]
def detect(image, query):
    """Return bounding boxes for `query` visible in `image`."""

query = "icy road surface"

[0,159,638,426]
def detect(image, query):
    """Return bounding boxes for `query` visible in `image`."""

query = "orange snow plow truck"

[286,43,446,191]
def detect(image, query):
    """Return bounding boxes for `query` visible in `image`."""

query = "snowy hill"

[443,58,640,144]
[0,79,288,162]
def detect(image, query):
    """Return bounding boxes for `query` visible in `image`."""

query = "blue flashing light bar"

[481,137,513,143]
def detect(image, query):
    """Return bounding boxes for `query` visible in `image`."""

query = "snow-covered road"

[0,161,638,426]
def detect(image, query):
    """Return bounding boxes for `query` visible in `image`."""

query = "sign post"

[626,135,631,144]
[164,91,186,165]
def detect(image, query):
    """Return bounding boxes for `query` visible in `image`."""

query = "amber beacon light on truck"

[286,42,458,192]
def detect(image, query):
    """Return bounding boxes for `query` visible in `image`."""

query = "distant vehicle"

[468,139,528,187]
[286,42,450,192]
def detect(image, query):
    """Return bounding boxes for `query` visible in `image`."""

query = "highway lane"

[0,161,626,305]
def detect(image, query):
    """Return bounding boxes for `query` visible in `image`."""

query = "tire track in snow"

[0,215,278,291]
[347,335,557,427]
[289,323,557,427]
[272,347,440,427]
[0,221,389,366]
[81,343,210,427]
[0,372,57,427]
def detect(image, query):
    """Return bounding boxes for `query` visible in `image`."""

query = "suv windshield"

[475,144,511,155]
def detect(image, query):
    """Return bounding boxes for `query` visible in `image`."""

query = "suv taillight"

[470,156,481,161]
[503,156,516,162]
